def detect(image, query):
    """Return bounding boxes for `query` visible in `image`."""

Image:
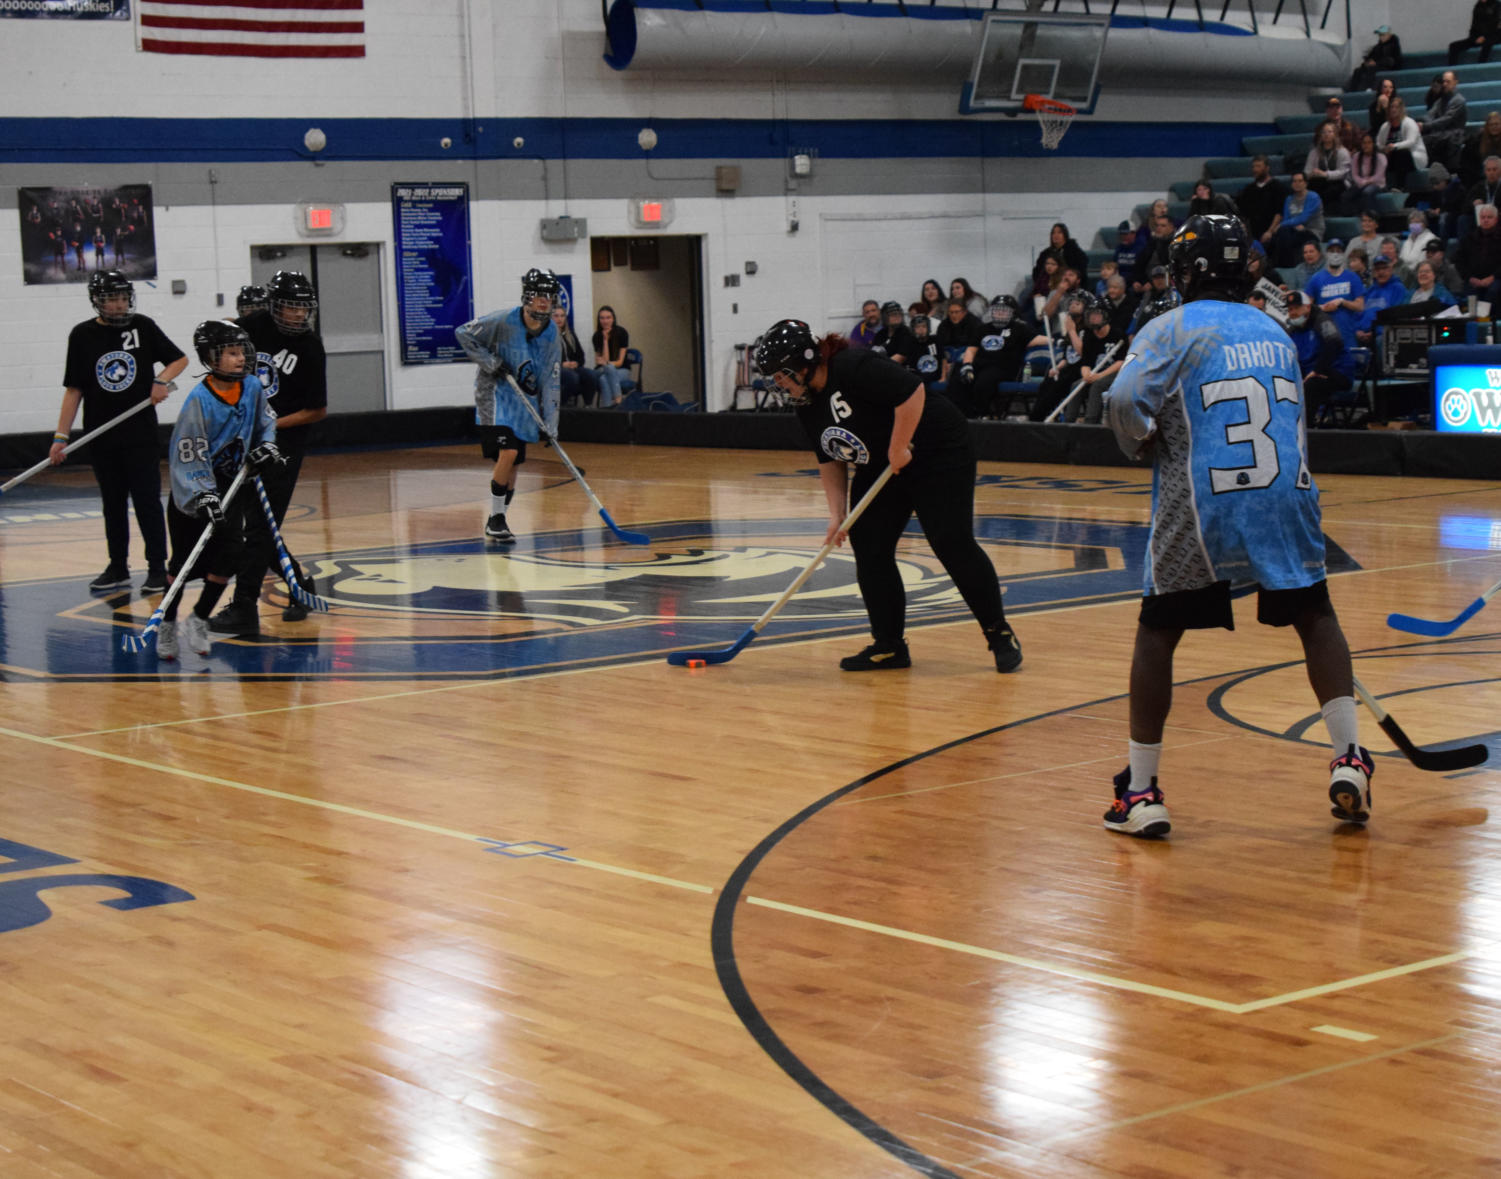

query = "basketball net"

[1023,94,1076,151]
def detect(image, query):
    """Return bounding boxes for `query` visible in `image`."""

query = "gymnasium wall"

[0,0,1424,427]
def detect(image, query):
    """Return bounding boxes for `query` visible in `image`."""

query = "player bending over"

[1101,214,1373,837]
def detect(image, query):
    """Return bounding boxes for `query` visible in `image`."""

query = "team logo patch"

[254,351,280,399]
[819,426,870,465]
[982,332,1007,351]
[515,358,540,395]
[916,355,939,374]
[96,351,137,393]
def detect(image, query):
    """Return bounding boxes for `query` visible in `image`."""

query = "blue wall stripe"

[0,117,1273,164]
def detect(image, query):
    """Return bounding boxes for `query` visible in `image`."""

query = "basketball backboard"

[959,11,1108,115]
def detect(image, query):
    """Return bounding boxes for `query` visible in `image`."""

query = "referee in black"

[211,270,327,635]
[755,318,1022,672]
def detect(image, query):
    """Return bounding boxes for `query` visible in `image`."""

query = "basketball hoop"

[1023,94,1076,151]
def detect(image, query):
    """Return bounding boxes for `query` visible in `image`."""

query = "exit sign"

[306,206,334,230]
[294,201,345,237]
[628,195,675,229]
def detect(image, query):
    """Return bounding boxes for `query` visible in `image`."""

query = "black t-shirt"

[908,337,942,381]
[870,324,917,363]
[971,323,1029,378]
[1082,324,1128,371]
[62,314,184,448]
[795,349,971,475]
[591,325,630,364]
[934,314,983,364]
[238,309,327,450]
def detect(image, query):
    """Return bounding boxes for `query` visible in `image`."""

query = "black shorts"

[1139,578,1331,631]
[480,426,527,464]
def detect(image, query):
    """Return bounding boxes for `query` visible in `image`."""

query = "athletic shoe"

[89,565,130,592]
[1328,744,1375,823]
[839,640,911,671]
[155,621,178,661]
[208,601,260,637]
[1103,766,1172,838]
[282,599,309,622]
[485,513,515,543]
[141,566,168,594]
[985,622,1023,673]
[182,611,212,655]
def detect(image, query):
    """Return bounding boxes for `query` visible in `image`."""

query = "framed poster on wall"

[392,182,473,365]
[18,184,157,285]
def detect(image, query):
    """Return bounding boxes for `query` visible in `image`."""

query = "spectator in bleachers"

[909,300,938,335]
[1272,171,1326,266]
[1407,259,1460,306]
[1421,71,1468,175]
[950,277,989,321]
[1030,223,1089,303]
[1458,202,1501,304]
[1306,123,1352,208]
[1040,267,1085,325]
[1147,198,1179,230]
[1246,240,1276,291]
[1405,161,1464,241]
[907,314,942,382]
[1283,291,1355,425]
[1238,155,1287,248]
[1373,235,1412,284]
[850,300,882,348]
[1304,238,1366,348]
[1101,273,1137,334]
[1376,96,1427,191]
[1449,0,1500,64]
[1346,246,1370,283]
[552,305,598,407]
[1465,155,1501,219]
[1350,25,1403,93]
[1094,258,1119,300]
[1031,253,1063,315]
[1368,77,1398,132]
[968,296,1030,419]
[871,301,916,366]
[1356,254,1409,348]
[1316,96,1362,153]
[1460,110,1501,184]
[1187,180,1218,217]
[1352,209,1383,255]
[1129,268,1179,335]
[1113,219,1146,287]
[1399,210,1440,273]
[1288,239,1325,290]
[1424,237,1466,293]
[591,305,630,408]
[934,297,983,395]
[1343,131,1388,214]
[1137,215,1177,283]
[919,279,945,322]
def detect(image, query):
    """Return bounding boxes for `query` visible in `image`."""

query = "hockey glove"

[248,442,286,472]
[959,363,975,384]
[191,492,225,525]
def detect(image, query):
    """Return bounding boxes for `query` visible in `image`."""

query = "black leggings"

[848,453,1005,644]
[232,447,306,606]
[90,441,167,569]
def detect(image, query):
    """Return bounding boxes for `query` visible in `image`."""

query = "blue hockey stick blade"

[1386,597,1485,637]
[599,508,650,546]
[666,628,756,666]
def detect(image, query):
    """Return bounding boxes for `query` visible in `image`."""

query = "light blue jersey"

[1108,299,1326,596]
[455,307,561,442]
[168,375,275,512]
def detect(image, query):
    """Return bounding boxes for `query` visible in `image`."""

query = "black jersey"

[62,314,184,448]
[795,349,971,473]
[870,324,917,364]
[1081,324,1128,372]
[238,309,328,450]
[972,323,1030,379]
[934,313,983,364]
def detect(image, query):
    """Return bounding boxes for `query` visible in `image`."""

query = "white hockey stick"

[2,394,164,496]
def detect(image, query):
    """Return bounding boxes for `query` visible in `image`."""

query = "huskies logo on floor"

[3,515,1359,681]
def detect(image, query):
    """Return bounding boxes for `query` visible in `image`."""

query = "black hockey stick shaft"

[1351,674,1489,772]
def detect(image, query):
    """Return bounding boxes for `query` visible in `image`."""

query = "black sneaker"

[282,599,309,622]
[89,565,130,592]
[984,622,1023,673]
[485,513,515,543]
[1103,766,1172,838]
[141,566,168,594]
[1328,745,1375,823]
[208,601,260,636]
[839,640,911,671]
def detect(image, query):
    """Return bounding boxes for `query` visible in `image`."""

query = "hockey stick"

[1351,673,1490,772]
[1043,341,1122,424]
[667,464,897,667]
[253,475,329,612]
[1,394,163,496]
[1386,575,1501,637]
[505,372,648,545]
[120,463,250,654]
[1043,313,1058,372]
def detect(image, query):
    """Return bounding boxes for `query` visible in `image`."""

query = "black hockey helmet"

[194,319,254,380]
[521,267,561,305]
[1084,299,1111,332]
[236,284,269,317]
[1169,213,1252,302]
[1137,289,1184,329]
[987,294,1019,327]
[267,270,318,333]
[754,319,818,403]
[88,270,135,324]
[880,300,904,324]
[1064,288,1096,320]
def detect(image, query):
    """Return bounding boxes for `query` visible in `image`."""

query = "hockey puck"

[686,659,706,668]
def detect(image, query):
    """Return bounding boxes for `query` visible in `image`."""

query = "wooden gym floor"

[0,441,1497,1177]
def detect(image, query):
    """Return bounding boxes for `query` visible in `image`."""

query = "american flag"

[138,0,365,58]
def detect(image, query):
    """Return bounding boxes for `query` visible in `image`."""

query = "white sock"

[1128,740,1163,788]
[490,491,506,517]
[1320,696,1359,758]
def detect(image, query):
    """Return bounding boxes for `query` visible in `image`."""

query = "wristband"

[53,432,68,442]
[152,379,168,387]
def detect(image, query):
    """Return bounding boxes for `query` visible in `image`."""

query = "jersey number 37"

[1202,376,1311,495]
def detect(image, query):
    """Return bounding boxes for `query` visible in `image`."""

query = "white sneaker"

[155,621,178,661]
[182,612,212,655]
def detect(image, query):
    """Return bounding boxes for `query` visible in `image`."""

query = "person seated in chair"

[968,295,1031,419]
[1303,238,1365,348]
[870,301,916,366]
[1284,292,1355,425]
[1459,203,1501,306]
[552,305,598,407]
[591,305,631,407]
